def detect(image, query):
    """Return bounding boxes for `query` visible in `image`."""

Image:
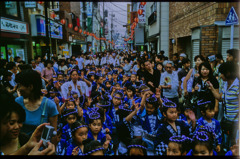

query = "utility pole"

[45,2,50,60]
[111,14,114,50]
[103,2,105,51]
[92,2,94,53]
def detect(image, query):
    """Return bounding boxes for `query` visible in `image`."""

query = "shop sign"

[36,15,63,39]
[87,2,92,17]
[69,36,72,42]
[137,2,146,23]
[25,1,36,8]
[1,17,29,34]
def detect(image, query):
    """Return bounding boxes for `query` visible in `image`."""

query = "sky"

[99,2,130,37]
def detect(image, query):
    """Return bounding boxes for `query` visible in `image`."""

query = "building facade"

[169,2,239,64]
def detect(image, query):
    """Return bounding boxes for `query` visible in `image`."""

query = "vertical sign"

[87,2,92,17]
[137,2,146,23]
[127,4,131,33]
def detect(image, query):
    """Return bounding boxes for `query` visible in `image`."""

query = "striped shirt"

[222,78,239,121]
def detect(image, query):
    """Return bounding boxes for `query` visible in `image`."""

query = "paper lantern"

[86,32,89,35]
[60,19,66,25]
[137,9,143,15]
[79,29,82,33]
[74,26,78,31]
[134,17,139,23]
[140,2,146,5]
[83,31,86,34]
[68,23,73,29]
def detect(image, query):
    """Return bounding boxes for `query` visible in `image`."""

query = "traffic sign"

[225,7,239,25]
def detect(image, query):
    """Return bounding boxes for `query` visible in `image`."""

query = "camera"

[208,55,216,62]
[41,125,57,147]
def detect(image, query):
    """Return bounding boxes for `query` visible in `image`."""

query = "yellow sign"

[127,4,131,34]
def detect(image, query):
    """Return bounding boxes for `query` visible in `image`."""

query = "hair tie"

[96,102,111,107]
[197,99,211,106]
[162,97,177,108]
[63,110,78,117]
[193,131,209,142]
[198,126,217,138]
[140,89,150,92]
[169,135,191,143]
[146,95,157,103]
[71,125,88,132]
[83,147,105,155]
[127,145,147,150]
[119,105,132,112]
[89,108,101,120]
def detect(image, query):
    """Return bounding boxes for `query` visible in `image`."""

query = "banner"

[137,2,146,23]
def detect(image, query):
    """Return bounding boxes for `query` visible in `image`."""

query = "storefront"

[30,14,63,58]
[0,17,29,62]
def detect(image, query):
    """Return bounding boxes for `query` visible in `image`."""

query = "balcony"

[148,11,157,25]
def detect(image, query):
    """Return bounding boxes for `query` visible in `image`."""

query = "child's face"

[167,142,182,156]
[97,77,103,84]
[66,101,75,109]
[108,75,112,80]
[58,75,64,81]
[129,148,144,156]
[90,75,95,81]
[73,94,78,99]
[73,127,88,145]
[205,109,215,120]
[146,103,156,115]
[193,144,212,156]
[89,119,102,134]
[130,75,136,82]
[50,92,56,98]
[127,89,133,97]
[113,74,118,79]
[113,94,122,106]
[115,84,121,90]
[164,108,178,122]
[106,82,111,88]
[66,114,77,125]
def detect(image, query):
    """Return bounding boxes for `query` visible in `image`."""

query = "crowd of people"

[0,49,239,156]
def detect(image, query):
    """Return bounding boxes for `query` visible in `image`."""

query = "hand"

[75,97,80,106]
[155,92,161,99]
[77,85,81,90]
[194,73,200,78]
[106,134,111,141]
[54,97,59,105]
[105,128,110,133]
[41,89,48,95]
[72,146,80,156]
[206,81,214,90]
[148,81,154,87]
[134,103,140,113]
[167,85,172,89]
[144,90,153,97]
[103,139,110,149]
[25,123,50,152]
[216,145,221,152]
[54,82,60,89]
[28,140,55,155]
[188,110,196,122]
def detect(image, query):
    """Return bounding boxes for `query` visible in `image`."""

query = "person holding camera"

[0,85,55,155]
[206,61,239,153]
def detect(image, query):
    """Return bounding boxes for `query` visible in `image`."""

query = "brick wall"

[201,25,218,57]
[169,2,239,57]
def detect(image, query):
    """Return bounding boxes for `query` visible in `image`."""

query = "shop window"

[5,1,18,17]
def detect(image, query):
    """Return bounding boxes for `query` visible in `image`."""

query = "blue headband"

[71,125,88,132]
[162,97,177,108]
[127,145,147,150]
[83,147,105,155]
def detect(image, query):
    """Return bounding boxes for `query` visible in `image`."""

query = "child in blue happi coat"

[155,97,191,155]
[87,107,112,155]
[56,127,68,155]
[136,94,163,155]
[61,109,78,147]
[66,121,88,155]
[124,86,137,108]
[196,99,222,153]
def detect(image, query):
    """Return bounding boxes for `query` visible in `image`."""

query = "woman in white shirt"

[58,59,68,75]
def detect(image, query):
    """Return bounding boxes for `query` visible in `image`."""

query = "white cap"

[180,53,187,58]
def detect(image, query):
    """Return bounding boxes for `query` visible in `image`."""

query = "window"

[5,1,18,17]
[151,2,157,14]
